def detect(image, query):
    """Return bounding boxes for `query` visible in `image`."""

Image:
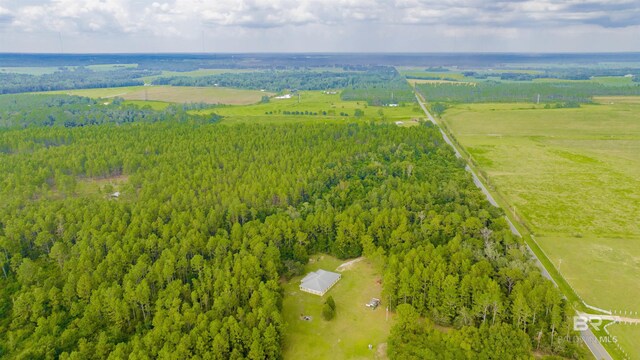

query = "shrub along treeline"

[0,94,219,128]
[0,119,583,358]
[416,81,640,103]
[0,68,159,95]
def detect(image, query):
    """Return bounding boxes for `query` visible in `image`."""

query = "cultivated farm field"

[46,85,271,105]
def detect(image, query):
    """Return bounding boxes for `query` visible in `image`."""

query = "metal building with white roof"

[299,269,341,296]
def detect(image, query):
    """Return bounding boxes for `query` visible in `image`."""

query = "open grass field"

[76,175,128,197]
[45,85,271,105]
[399,70,467,81]
[196,90,424,124]
[440,101,640,357]
[282,255,393,360]
[590,76,636,86]
[607,323,640,359]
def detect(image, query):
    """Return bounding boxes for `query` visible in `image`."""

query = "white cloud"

[0,0,639,52]
[0,5,13,23]
[12,0,139,33]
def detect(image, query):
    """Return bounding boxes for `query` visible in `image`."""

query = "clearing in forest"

[282,255,392,360]
[51,174,129,199]
[195,90,423,124]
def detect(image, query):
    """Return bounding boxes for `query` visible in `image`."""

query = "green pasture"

[282,255,392,360]
[590,76,636,86]
[196,91,424,124]
[607,324,640,360]
[445,104,640,310]
[440,100,640,357]
[399,70,467,81]
[537,236,640,312]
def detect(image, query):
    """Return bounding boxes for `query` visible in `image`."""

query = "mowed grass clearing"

[45,85,271,105]
[440,101,640,357]
[196,91,424,124]
[282,255,393,360]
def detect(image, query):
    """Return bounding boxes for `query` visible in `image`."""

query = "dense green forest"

[416,81,640,103]
[0,68,158,95]
[0,94,219,128]
[456,69,640,81]
[0,109,582,358]
[389,304,534,359]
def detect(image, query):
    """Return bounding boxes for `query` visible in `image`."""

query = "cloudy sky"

[0,0,638,53]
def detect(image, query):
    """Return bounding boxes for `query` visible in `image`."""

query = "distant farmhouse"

[300,269,341,296]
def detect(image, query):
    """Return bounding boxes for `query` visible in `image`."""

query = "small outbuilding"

[300,269,341,296]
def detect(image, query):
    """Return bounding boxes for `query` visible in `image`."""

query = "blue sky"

[0,0,639,53]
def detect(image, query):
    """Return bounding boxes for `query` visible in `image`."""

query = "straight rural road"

[414,93,613,360]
